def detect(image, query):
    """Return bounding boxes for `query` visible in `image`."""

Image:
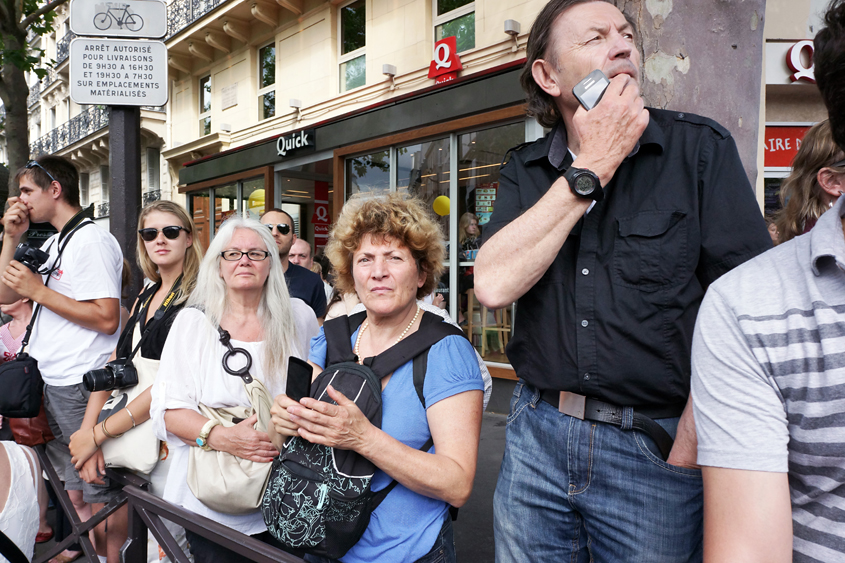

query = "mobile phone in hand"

[286,356,312,402]
[573,69,610,111]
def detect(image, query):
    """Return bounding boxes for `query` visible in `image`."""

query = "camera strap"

[20,219,94,353]
[124,275,183,364]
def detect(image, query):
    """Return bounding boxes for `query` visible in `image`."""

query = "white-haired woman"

[150,217,319,563]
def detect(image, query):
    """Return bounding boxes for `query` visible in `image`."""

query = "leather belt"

[538,389,676,460]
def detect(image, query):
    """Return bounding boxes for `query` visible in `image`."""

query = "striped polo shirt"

[692,196,845,562]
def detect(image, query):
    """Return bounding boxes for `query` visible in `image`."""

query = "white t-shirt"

[28,221,123,386]
[150,302,317,535]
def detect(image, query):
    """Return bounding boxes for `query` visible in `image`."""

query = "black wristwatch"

[563,166,603,201]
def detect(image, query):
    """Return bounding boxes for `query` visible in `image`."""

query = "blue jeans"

[493,381,703,563]
[304,514,455,563]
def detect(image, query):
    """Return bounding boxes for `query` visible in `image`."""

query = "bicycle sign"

[69,0,166,38]
[94,4,144,32]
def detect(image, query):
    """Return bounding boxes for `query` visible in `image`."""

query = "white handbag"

[98,323,161,474]
[185,326,274,514]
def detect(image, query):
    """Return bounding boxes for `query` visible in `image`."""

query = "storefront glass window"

[188,190,211,251]
[347,150,390,196]
[397,137,452,312]
[214,184,238,233]
[764,176,786,217]
[457,122,524,363]
[243,177,266,220]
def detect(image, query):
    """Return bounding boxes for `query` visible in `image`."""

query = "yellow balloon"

[433,195,450,216]
[248,189,265,209]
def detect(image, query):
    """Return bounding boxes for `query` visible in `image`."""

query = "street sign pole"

[109,106,143,304]
[68,0,167,306]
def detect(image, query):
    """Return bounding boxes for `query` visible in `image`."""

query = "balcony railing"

[57,31,77,64]
[97,201,110,218]
[27,81,41,107]
[167,0,225,39]
[30,105,109,157]
[142,190,162,206]
[41,68,59,89]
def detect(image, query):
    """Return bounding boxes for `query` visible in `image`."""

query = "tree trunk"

[0,29,31,200]
[617,0,767,186]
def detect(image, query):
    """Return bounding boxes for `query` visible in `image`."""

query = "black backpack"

[262,310,464,559]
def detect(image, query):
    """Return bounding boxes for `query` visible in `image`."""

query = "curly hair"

[775,120,845,244]
[325,194,445,300]
[815,0,845,149]
[136,200,204,306]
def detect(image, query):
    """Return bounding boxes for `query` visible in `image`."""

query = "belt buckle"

[558,391,586,420]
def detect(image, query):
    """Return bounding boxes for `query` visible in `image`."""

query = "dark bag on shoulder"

[0,220,92,418]
[262,311,463,559]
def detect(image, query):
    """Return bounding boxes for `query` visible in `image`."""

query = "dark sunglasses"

[25,161,57,184]
[138,226,187,242]
[832,158,845,169]
[264,223,291,235]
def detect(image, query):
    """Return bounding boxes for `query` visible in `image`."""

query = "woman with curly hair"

[775,120,845,244]
[271,194,484,563]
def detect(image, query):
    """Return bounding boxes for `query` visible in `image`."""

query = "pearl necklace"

[354,305,421,365]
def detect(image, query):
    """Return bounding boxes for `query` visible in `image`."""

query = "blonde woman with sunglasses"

[69,200,203,562]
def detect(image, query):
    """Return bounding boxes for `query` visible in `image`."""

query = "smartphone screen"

[573,69,610,111]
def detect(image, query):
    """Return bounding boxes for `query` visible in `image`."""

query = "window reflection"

[347,151,390,195]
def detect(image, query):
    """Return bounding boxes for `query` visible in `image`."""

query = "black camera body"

[14,244,49,273]
[83,359,139,392]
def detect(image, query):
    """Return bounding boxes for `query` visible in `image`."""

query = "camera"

[14,244,49,273]
[83,359,139,392]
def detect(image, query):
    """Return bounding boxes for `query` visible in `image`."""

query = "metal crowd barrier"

[33,448,304,563]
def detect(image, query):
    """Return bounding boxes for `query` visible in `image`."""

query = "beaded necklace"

[354,305,421,365]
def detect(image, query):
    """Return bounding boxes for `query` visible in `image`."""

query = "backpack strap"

[323,311,367,365]
[0,525,29,563]
[367,312,464,380]
[370,436,434,511]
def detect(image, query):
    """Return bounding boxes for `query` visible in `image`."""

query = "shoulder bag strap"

[367,312,464,379]
[21,219,94,353]
[124,276,183,363]
[323,311,367,365]
[0,525,29,563]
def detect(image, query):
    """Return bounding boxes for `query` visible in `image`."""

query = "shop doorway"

[275,155,334,260]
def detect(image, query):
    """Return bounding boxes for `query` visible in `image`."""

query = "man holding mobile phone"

[473,1,772,561]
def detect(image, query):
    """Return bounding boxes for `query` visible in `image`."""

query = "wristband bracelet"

[101,416,124,440]
[125,406,137,428]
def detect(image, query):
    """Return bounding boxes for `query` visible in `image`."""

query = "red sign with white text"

[312,181,330,250]
[764,125,811,167]
[428,36,463,84]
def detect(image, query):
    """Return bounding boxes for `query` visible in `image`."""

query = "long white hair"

[187,217,298,384]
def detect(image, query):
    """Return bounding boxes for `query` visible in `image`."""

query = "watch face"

[574,174,596,195]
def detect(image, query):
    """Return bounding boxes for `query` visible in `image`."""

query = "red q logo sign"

[787,40,815,84]
[428,36,463,84]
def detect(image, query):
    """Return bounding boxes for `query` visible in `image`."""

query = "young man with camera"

[0,156,122,562]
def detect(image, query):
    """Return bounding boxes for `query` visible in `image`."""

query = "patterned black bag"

[262,311,463,559]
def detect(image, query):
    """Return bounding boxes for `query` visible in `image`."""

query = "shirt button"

[581,268,589,275]
[584,373,591,380]
[581,320,589,327]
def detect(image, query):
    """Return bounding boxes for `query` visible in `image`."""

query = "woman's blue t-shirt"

[307,325,484,563]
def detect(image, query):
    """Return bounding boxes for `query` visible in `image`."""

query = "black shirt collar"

[523,114,667,171]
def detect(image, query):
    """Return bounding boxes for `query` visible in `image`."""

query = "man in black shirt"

[260,209,327,321]
[474,1,772,561]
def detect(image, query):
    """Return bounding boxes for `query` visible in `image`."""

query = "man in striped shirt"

[691,192,845,562]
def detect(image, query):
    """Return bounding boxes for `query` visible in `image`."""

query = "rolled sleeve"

[696,134,772,287]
